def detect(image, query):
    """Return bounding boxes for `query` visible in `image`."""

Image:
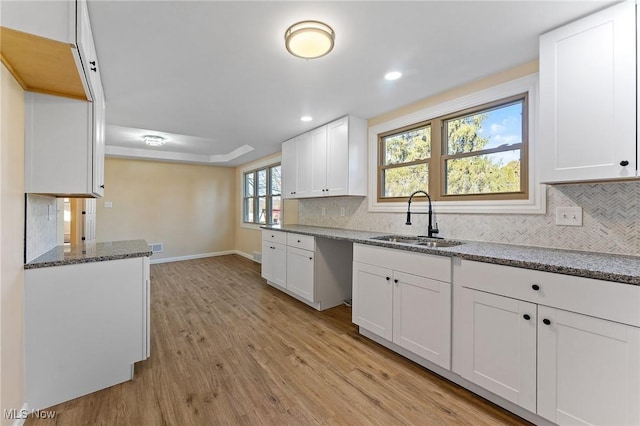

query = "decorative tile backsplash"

[298,182,640,256]
[26,194,58,262]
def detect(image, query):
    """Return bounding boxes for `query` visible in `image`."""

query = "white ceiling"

[89,0,616,167]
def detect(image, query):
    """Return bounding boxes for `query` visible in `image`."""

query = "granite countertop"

[263,225,640,286]
[25,240,152,269]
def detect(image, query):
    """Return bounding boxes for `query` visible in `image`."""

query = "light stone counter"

[25,239,152,269]
[263,225,640,285]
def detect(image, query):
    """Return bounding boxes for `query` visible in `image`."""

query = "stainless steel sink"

[370,235,464,248]
[416,239,463,248]
[370,235,421,244]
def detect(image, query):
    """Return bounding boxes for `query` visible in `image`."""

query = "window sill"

[368,185,546,214]
[240,223,265,231]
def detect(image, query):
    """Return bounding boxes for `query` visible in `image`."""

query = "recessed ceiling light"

[385,71,402,81]
[300,116,313,122]
[143,135,166,147]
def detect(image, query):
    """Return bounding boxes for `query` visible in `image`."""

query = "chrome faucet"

[406,190,440,239]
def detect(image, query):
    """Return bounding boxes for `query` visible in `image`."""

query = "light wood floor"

[27,255,530,426]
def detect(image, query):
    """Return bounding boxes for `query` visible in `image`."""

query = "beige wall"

[96,158,236,261]
[234,153,298,258]
[1,64,26,423]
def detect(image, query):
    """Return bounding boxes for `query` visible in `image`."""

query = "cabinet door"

[25,93,94,196]
[262,241,286,288]
[456,288,537,412]
[261,241,273,281]
[92,87,105,197]
[82,198,96,242]
[295,133,312,198]
[310,125,328,197]
[286,246,314,302]
[352,262,393,341]
[539,0,636,182]
[393,271,451,369]
[326,117,349,196]
[281,138,296,199]
[538,306,640,426]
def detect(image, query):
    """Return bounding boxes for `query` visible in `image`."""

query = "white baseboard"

[233,250,256,262]
[150,250,259,264]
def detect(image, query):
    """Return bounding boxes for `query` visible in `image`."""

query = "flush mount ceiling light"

[285,20,335,59]
[143,135,166,147]
[300,116,313,122]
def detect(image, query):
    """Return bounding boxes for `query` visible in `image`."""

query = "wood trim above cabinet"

[0,27,88,100]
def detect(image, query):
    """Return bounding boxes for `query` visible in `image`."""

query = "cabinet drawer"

[456,260,640,327]
[287,233,315,252]
[262,230,287,245]
[354,243,451,283]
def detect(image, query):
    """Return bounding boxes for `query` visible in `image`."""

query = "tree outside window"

[243,164,281,225]
[378,94,527,202]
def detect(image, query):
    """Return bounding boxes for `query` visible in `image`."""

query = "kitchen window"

[243,164,281,225]
[378,93,528,203]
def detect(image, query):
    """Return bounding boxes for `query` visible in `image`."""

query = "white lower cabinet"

[352,263,393,340]
[286,246,315,301]
[261,230,352,310]
[25,256,150,410]
[456,288,537,412]
[353,244,452,369]
[453,259,640,426]
[261,240,286,288]
[537,306,640,426]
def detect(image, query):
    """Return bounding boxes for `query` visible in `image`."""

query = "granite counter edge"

[262,225,640,286]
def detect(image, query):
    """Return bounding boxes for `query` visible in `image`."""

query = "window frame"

[439,93,529,201]
[242,162,281,226]
[368,74,545,214]
[377,119,432,202]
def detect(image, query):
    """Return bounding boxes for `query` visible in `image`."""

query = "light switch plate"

[104,201,113,208]
[555,206,582,226]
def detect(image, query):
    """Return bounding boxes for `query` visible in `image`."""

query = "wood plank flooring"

[26,255,530,426]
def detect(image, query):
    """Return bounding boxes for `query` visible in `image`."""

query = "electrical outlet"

[340,207,346,217]
[555,206,582,226]
[104,201,113,208]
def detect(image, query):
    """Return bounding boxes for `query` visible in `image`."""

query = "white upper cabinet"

[1,0,101,101]
[18,0,106,197]
[282,134,312,199]
[25,91,105,197]
[282,116,367,199]
[310,125,329,197]
[281,138,297,198]
[539,0,636,183]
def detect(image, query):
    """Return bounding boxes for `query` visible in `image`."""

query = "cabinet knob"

[543,319,551,325]
[531,284,540,291]
[100,185,105,189]
[91,67,97,72]
[393,279,398,283]
[386,277,390,281]
[620,160,629,167]
[297,240,301,243]
[523,314,531,320]
[90,61,96,66]
[309,257,313,260]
